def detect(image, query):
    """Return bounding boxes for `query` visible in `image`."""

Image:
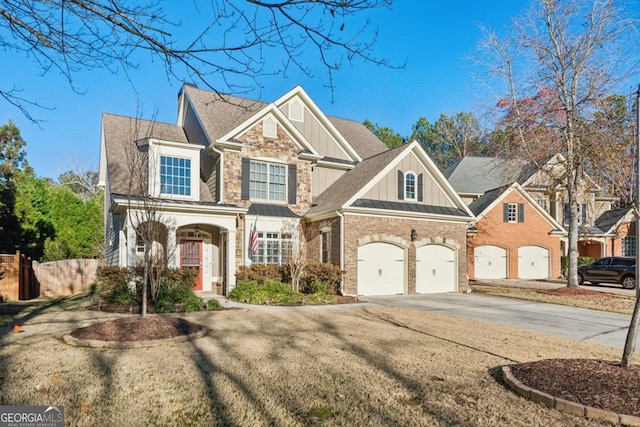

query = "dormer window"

[263,116,277,138]
[160,156,191,196]
[405,172,416,200]
[288,98,304,122]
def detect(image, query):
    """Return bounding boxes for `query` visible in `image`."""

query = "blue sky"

[3,1,531,180]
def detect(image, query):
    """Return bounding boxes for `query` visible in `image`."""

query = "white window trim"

[507,203,518,223]
[249,160,287,202]
[404,171,417,201]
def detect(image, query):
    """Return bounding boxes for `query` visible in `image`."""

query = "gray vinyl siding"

[281,103,351,161]
[184,101,219,201]
[312,166,346,199]
[362,154,455,208]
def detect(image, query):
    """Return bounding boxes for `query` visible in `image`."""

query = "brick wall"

[342,214,468,295]
[468,191,562,279]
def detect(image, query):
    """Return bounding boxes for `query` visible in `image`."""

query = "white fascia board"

[215,103,321,158]
[98,120,107,188]
[274,86,362,163]
[316,159,355,170]
[111,194,246,215]
[472,182,566,233]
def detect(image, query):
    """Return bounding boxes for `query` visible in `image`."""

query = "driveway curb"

[502,365,640,426]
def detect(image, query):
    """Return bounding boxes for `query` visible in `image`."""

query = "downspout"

[210,144,224,203]
[336,210,356,297]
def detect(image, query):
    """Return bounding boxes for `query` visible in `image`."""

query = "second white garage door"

[416,245,456,293]
[357,242,405,295]
[474,245,507,279]
[518,246,550,279]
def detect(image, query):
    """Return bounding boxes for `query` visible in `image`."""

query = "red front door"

[180,240,202,290]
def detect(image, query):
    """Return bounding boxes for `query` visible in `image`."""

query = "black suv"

[577,257,636,289]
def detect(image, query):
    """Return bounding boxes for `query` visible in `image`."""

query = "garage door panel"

[357,242,405,296]
[416,245,456,293]
[518,246,549,279]
[474,245,507,279]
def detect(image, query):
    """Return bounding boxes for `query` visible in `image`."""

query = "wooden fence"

[34,259,104,297]
[0,253,103,301]
[0,251,35,301]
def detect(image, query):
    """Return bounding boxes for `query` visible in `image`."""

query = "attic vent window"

[289,99,304,122]
[263,116,277,138]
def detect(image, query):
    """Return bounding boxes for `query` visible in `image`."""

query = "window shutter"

[581,203,587,224]
[288,164,297,204]
[417,173,424,202]
[503,203,509,222]
[563,203,569,225]
[241,158,250,200]
[397,170,404,200]
[518,203,525,223]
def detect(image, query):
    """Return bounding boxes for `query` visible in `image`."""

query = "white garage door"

[474,245,507,279]
[518,246,550,279]
[416,245,456,293]
[357,242,405,295]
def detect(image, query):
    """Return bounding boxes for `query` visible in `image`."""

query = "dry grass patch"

[0,302,624,426]
[471,283,636,315]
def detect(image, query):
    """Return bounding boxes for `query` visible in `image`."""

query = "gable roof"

[468,182,565,233]
[444,156,532,195]
[101,113,188,195]
[181,84,386,160]
[595,207,635,234]
[307,141,473,220]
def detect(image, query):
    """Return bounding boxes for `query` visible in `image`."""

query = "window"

[507,203,518,223]
[536,198,548,212]
[405,172,416,200]
[503,203,524,223]
[250,161,286,201]
[622,237,636,257]
[263,116,277,138]
[321,231,331,263]
[253,232,293,265]
[160,156,191,196]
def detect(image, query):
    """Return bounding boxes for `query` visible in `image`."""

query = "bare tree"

[1,0,398,122]
[58,166,101,200]
[119,113,173,317]
[477,0,639,290]
[282,219,308,293]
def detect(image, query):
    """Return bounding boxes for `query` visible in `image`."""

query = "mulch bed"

[510,358,640,416]
[69,316,205,342]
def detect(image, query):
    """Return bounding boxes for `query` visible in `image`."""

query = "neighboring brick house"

[446,155,635,279]
[467,183,565,279]
[99,84,474,296]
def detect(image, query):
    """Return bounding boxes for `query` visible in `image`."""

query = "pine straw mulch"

[69,316,206,342]
[536,286,612,297]
[511,358,640,417]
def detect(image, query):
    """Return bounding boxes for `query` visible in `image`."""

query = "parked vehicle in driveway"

[577,257,636,289]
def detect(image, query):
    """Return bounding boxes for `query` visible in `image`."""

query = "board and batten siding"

[312,166,347,199]
[363,154,455,208]
[281,102,351,161]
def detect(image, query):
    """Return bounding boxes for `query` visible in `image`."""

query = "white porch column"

[167,229,178,268]
[226,230,237,291]
[126,225,137,267]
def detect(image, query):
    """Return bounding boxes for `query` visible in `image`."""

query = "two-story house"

[99,84,474,296]
[445,155,635,280]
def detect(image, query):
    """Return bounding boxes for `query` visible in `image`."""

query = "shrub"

[207,299,222,310]
[301,263,342,295]
[230,279,298,305]
[154,269,203,313]
[561,256,595,277]
[236,264,285,283]
[96,267,140,304]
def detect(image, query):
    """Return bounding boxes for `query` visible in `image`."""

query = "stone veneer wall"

[222,122,312,215]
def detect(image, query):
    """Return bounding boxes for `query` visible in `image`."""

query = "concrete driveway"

[363,293,636,350]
